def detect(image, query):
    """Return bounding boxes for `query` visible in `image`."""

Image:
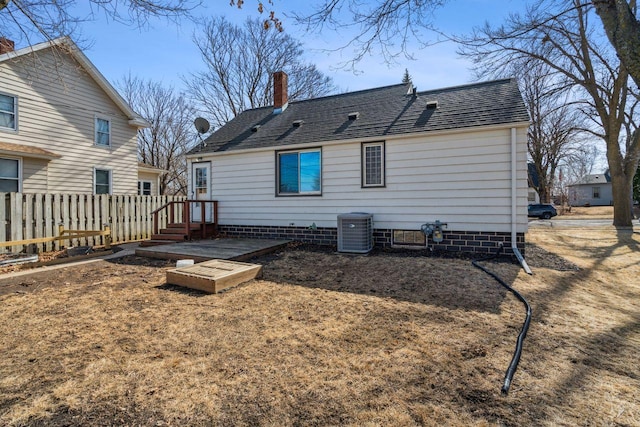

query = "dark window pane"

[0,179,18,192]
[0,158,18,178]
[279,153,299,193]
[95,169,110,194]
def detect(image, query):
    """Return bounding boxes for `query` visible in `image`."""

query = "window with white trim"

[0,157,20,192]
[277,148,321,195]
[592,187,600,199]
[138,180,152,195]
[95,117,111,146]
[0,93,17,131]
[362,141,385,187]
[94,168,112,194]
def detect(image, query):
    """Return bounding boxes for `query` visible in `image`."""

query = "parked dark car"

[528,204,558,219]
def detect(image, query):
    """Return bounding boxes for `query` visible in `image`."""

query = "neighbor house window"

[362,141,385,187]
[0,157,20,192]
[138,180,152,195]
[277,148,321,195]
[592,187,600,199]
[95,117,111,146]
[94,168,112,194]
[0,93,17,131]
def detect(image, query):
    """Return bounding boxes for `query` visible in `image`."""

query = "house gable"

[0,38,146,194]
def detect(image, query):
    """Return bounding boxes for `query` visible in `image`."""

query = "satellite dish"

[194,117,210,134]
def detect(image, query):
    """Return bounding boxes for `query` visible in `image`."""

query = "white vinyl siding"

[0,93,17,131]
[362,141,384,187]
[21,158,49,193]
[568,183,613,206]
[205,127,529,234]
[0,46,138,194]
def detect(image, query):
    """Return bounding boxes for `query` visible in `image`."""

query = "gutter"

[511,127,532,275]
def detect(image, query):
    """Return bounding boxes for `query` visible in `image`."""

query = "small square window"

[362,142,385,187]
[138,180,152,195]
[0,93,17,131]
[95,168,111,194]
[95,117,111,146]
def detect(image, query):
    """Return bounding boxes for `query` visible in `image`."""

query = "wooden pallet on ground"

[166,259,262,294]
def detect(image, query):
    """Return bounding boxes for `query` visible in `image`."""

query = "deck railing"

[151,200,218,240]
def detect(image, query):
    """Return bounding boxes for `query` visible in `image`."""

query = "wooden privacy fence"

[1,193,186,253]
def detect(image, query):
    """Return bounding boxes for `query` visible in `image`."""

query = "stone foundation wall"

[218,225,526,256]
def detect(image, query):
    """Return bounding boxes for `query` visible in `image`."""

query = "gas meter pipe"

[472,245,532,395]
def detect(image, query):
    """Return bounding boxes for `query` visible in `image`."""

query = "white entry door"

[191,162,212,222]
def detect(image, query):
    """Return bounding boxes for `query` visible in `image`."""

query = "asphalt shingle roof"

[573,171,612,185]
[190,78,529,155]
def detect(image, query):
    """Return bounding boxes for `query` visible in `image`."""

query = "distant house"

[0,37,164,195]
[568,171,613,206]
[186,72,530,254]
[527,162,541,204]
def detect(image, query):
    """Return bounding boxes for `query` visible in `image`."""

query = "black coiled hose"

[472,245,532,395]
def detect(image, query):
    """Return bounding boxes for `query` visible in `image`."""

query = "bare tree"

[118,75,198,195]
[562,144,602,185]
[593,0,640,87]
[186,16,335,128]
[0,0,199,45]
[515,61,585,203]
[459,0,640,226]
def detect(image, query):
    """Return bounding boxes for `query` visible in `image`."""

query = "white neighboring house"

[0,36,164,195]
[568,171,613,206]
[186,72,530,254]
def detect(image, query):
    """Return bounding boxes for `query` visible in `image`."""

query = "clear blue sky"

[60,1,527,95]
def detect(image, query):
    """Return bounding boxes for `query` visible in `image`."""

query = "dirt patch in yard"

[0,231,638,426]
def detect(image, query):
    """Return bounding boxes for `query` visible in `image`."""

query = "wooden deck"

[135,238,289,262]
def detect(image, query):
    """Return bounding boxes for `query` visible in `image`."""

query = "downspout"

[511,127,532,275]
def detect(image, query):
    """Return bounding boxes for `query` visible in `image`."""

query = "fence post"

[10,192,23,253]
[0,194,6,253]
[103,224,112,249]
[44,193,53,252]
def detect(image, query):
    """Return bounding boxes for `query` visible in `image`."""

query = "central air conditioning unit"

[337,212,373,253]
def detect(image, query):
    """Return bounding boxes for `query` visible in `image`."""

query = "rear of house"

[187,74,530,254]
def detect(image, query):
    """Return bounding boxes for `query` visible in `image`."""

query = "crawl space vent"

[337,212,373,253]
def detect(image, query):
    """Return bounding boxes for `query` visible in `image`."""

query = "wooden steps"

[140,222,217,247]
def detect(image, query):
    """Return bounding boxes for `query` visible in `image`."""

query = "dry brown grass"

[560,206,614,218]
[0,230,638,426]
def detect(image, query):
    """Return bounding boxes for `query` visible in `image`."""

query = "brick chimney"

[0,38,15,55]
[273,71,288,113]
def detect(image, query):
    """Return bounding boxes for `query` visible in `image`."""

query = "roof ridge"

[287,83,408,106]
[416,78,516,95]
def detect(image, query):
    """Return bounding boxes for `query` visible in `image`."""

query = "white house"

[186,72,530,255]
[568,171,613,206]
[0,36,164,195]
